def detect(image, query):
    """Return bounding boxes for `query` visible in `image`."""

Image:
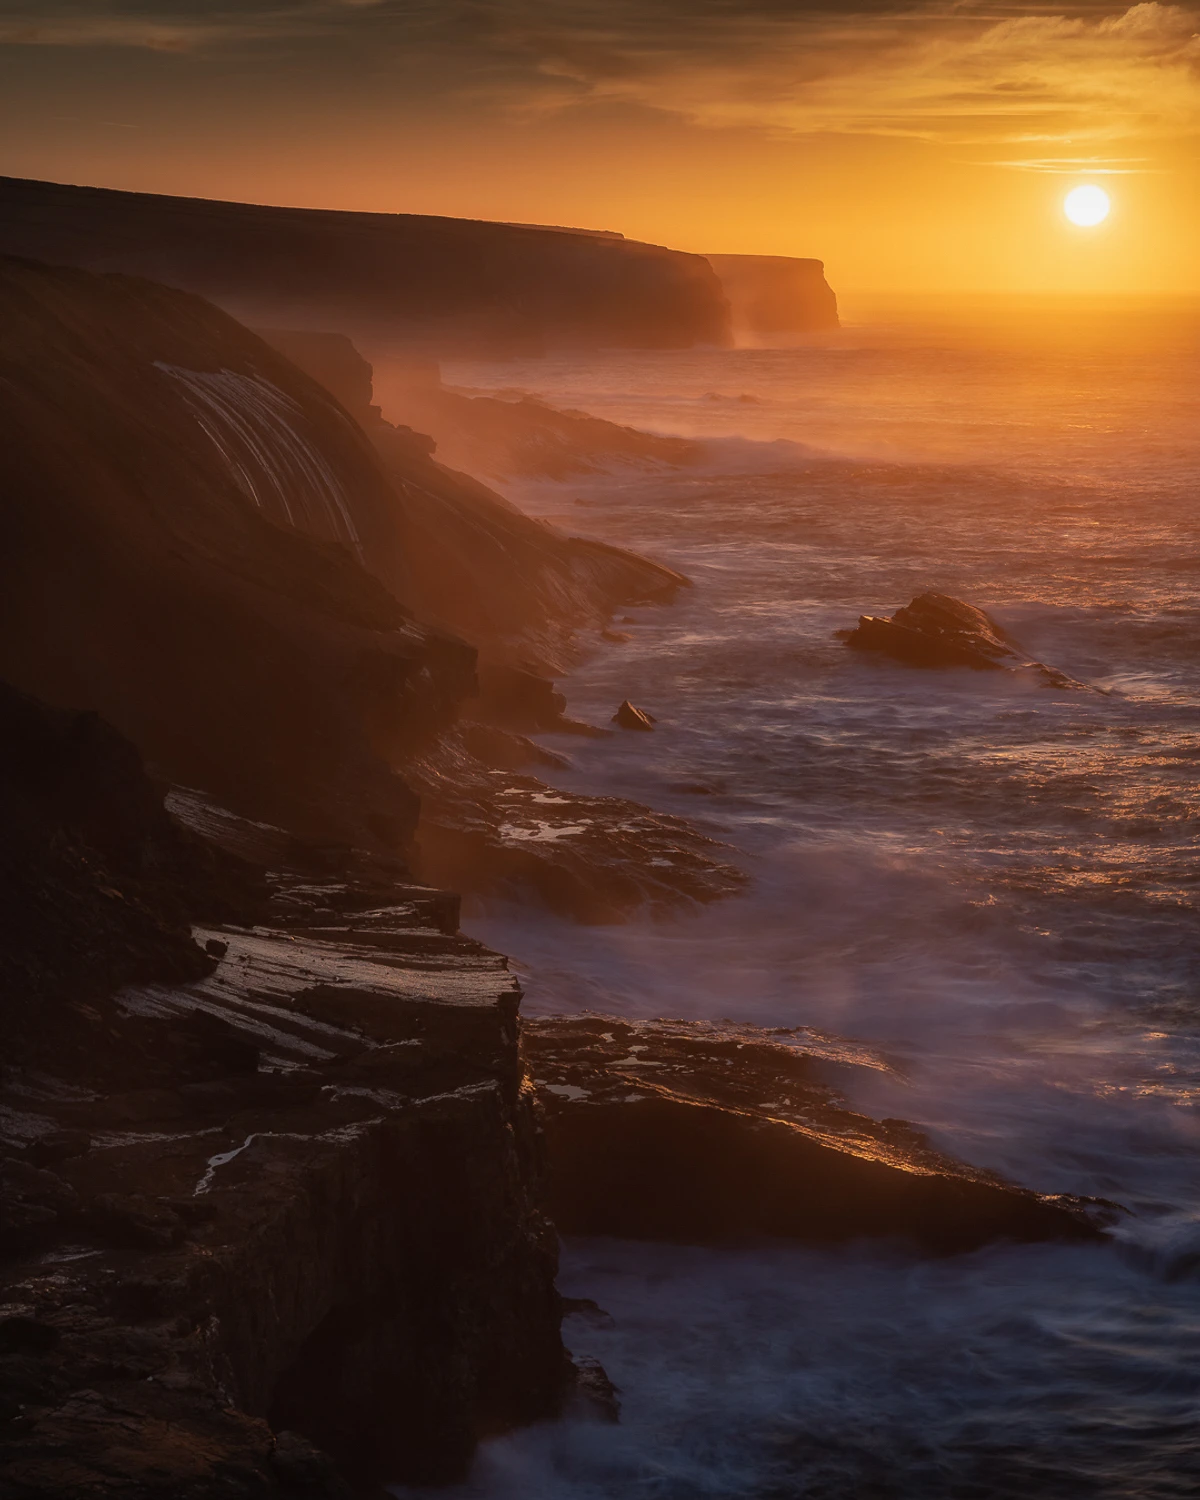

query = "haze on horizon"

[2,0,1198,296]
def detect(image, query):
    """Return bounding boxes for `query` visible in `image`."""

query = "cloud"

[2,2,1198,164]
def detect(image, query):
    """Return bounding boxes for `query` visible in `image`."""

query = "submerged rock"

[612,700,656,731]
[842,592,1090,688]
[526,1016,1113,1254]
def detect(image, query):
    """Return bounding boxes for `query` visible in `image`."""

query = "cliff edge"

[0,176,730,355]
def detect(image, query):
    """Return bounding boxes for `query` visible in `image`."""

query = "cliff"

[0,254,740,917]
[707,253,839,337]
[0,254,472,849]
[0,176,731,355]
[0,702,568,1494]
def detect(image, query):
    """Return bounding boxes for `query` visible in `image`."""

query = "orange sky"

[2,2,1198,293]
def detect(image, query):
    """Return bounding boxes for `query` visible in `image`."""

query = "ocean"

[393,296,1200,1498]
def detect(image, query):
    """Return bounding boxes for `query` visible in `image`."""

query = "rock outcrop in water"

[612,701,656,731]
[842,592,1089,688]
[526,1017,1109,1252]
[706,254,839,338]
[0,176,731,355]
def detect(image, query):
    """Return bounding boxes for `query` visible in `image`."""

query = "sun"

[1064,185,1111,227]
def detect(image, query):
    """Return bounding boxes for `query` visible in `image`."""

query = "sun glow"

[1064,186,1111,227]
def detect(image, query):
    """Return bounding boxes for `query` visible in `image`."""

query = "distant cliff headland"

[707,252,839,338]
[0,176,838,354]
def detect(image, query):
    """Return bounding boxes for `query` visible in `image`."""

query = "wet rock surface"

[842,592,1090,688]
[0,794,568,1497]
[525,1016,1112,1253]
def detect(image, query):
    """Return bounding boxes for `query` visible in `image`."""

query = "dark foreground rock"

[526,1016,1112,1253]
[0,791,569,1496]
[842,592,1090,688]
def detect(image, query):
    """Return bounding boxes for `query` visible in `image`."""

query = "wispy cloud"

[987,154,1162,170]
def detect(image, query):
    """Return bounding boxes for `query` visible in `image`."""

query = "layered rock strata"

[408,731,745,924]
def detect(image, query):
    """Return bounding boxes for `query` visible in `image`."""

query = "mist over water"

[391,299,1200,1497]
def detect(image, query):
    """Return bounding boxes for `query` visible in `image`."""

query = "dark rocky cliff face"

[0,705,569,1495]
[0,176,731,355]
[707,253,839,337]
[0,258,692,849]
[0,254,471,850]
